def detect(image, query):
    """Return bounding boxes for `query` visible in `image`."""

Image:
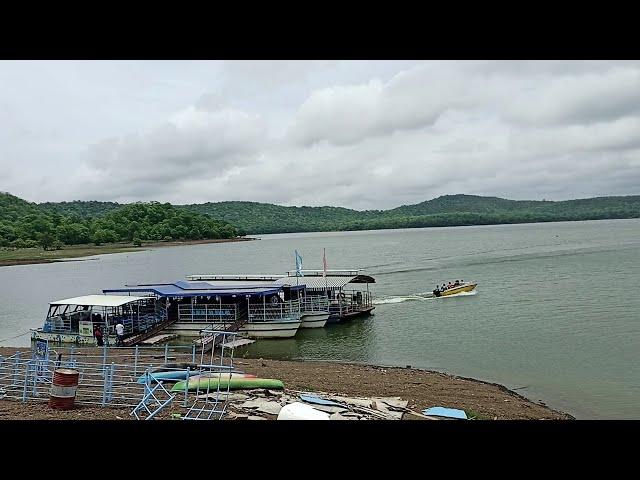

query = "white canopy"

[50,295,148,307]
[275,276,356,289]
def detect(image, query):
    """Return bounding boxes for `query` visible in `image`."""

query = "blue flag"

[295,250,303,277]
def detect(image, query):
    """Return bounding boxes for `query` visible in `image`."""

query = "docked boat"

[104,280,303,339]
[31,294,160,345]
[188,269,375,324]
[432,282,477,297]
[279,270,375,323]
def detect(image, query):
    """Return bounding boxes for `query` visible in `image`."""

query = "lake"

[1,218,639,419]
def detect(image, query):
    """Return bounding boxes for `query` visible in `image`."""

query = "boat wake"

[373,295,429,305]
[374,289,478,304]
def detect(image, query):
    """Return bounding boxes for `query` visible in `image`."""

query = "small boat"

[432,282,477,297]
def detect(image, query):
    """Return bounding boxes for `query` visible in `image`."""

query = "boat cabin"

[32,294,157,345]
[103,281,305,338]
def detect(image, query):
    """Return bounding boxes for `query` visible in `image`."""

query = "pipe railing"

[248,300,300,322]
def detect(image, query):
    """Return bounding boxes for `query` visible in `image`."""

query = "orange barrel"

[49,369,80,410]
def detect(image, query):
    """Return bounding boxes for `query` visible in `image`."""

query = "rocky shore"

[0,346,572,420]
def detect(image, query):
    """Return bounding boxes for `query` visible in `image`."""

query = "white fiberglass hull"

[31,329,97,345]
[239,319,302,338]
[300,312,329,329]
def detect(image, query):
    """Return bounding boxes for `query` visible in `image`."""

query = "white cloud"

[0,60,639,208]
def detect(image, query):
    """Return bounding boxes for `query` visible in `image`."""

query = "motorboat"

[432,281,477,297]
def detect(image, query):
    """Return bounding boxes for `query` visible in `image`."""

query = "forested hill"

[39,200,122,218]
[0,192,238,249]
[2,192,640,244]
[180,195,640,233]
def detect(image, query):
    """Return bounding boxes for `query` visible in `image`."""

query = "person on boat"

[454,280,460,287]
[441,284,446,291]
[115,321,125,347]
[94,325,104,347]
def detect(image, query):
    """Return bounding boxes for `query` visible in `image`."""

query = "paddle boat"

[432,281,477,297]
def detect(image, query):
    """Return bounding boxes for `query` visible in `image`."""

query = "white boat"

[105,281,305,340]
[239,318,302,338]
[299,296,330,328]
[31,294,159,346]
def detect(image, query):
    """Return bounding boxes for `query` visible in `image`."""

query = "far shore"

[0,237,257,267]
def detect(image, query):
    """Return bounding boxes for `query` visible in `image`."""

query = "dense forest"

[2,192,639,248]
[0,193,238,249]
[181,195,640,234]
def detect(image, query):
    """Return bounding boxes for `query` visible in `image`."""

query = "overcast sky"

[1,60,639,210]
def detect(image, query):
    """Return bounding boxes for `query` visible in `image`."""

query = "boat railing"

[43,315,73,333]
[301,296,329,313]
[329,290,372,315]
[178,304,238,323]
[248,299,300,322]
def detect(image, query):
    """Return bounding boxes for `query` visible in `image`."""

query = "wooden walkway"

[141,334,178,345]
[123,318,178,347]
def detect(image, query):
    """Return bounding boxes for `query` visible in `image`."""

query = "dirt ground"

[0,346,571,420]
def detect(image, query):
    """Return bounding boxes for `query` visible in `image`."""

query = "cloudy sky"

[1,60,639,210]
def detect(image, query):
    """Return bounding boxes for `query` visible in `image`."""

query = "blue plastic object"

[422,406,468,419]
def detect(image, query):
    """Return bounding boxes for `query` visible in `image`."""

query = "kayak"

[171,377,284,392]
[187,373,257,382]
[137,370,199,384]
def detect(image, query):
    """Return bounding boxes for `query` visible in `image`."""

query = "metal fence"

[0,338,238,420]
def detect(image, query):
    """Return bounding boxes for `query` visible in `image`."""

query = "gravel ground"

[0,346,572,420]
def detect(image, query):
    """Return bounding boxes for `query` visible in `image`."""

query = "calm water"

[1,219,639,419]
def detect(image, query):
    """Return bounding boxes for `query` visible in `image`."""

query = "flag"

[322,248,327,277]
[295,250,303,277]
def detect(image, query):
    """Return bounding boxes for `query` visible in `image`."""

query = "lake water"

[1,219,639,419]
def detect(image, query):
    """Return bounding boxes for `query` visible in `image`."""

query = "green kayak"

[171,377,284,392]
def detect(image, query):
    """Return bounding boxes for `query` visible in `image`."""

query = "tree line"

[0,193,239,249]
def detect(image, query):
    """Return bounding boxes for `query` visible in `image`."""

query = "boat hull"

[300,312,329,329]
[31,329,97,345]
[438,283,477,297]
[239,319,302,338]
[326,306,375,323]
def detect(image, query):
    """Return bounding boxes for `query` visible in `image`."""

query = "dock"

[140,334,178,345]
[221,338,255,349]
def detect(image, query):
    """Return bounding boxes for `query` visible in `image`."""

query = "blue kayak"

[137,370,199,384]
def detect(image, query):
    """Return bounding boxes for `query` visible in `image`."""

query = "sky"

[1,60,639,210]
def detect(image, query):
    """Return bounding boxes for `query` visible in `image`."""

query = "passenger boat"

[104,281,303,339]
[31,294,160,345]
[188,269,376,324]
[432,282,477,297]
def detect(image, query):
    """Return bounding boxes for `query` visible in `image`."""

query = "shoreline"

[0,346,573,420]
[0,237,256,267]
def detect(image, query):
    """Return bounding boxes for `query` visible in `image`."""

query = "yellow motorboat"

[432,282,477,297]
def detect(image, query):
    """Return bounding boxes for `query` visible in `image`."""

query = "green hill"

[2,192,639,246]
[0,192,238,249]
[182,194,640,234]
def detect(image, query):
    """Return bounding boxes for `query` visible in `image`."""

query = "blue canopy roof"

[103,281,284,298]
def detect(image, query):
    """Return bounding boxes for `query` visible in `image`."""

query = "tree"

[38,232,56,250]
